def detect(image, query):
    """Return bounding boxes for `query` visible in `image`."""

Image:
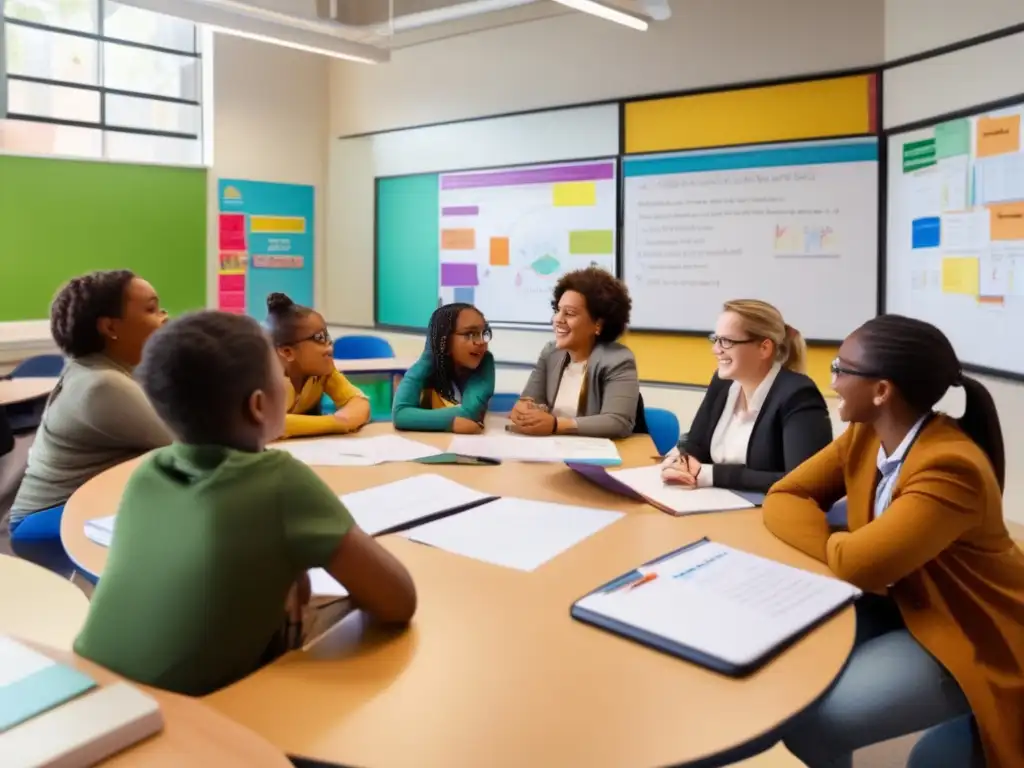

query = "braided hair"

[426,302,477,403]
[857,314,1005,489]
[50,270,135,358]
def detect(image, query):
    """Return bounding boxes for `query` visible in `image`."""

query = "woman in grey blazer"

[511,267,639,439]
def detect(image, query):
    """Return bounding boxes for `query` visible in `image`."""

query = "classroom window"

[1,0,204,166]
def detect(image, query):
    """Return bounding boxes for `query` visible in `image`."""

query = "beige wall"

[884,0,1024,60]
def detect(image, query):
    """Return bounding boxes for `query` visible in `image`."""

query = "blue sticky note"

[911,217,941,249]
[454,286,475,304]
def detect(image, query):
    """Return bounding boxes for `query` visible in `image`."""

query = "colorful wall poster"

[437,160,617,325]
[217,179,315,319]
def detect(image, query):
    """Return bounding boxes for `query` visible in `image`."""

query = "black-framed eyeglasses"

[285,329,332,347]
[830,358,881,379]
[454,326,492,344]
[708,334,760,350]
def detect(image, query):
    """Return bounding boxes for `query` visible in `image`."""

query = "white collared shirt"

[552,361,587,419]
[698,363,782,488]
[873,413,930,518]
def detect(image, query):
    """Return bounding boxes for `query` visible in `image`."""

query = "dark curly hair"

[552,267,631,343]
[265,291,314,346]
[136,311,275,444]
[50,270,136,358]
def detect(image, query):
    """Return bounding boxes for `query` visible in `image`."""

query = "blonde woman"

[661,299,832,493]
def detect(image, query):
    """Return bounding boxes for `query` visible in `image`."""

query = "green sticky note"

[903,138,936,173]
[935,119,970,159]
[568,230,614,255]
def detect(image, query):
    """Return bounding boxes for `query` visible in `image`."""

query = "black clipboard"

[570,538,859,677]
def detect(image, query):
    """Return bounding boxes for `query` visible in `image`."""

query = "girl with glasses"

[265,292,370,439]
[764,314,1024,768]
[393,302,495,434]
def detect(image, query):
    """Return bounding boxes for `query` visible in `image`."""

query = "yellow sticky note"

[553,181,597,207]
[941,256,980,296]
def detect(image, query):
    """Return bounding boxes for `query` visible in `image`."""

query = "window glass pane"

[5,24,99,85]
[102,42,199,100]
[104,131,201,166]
[0,119,102,158]
[103,1,197,54]
[104,93,199,136]
[7,80,101,123]
[4,0,98,33]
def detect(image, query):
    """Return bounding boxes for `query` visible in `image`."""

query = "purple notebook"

[566,462,648,503]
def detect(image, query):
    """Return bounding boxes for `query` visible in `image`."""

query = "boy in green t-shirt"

[74,311,417,696]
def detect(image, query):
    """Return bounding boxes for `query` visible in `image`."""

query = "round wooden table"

[0,554,90,649]
[0,376,59,406]
[62,424,853,768]
[18,641,293,767]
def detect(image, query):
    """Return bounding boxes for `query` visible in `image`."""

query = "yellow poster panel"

[624,74,875,154]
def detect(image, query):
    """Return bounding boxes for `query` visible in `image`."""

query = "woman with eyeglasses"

[392,303,496,434]
[511,267,639,439]
[266,292,371,438]
[764,314,1024,768]
[661,299,831,493]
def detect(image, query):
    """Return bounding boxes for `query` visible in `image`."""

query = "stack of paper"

[402,497,624,571]
[448,434,621,465]
[341,474,494,535]
[272,435,443,466]
[568,463,754,515]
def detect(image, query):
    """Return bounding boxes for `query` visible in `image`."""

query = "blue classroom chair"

[644,407,680,456]
[332,335,396,421]
[10,354,65,378]
[332,335,394,360]
[488,393,520,413]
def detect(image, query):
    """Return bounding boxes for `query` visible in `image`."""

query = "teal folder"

[0,658,97,733]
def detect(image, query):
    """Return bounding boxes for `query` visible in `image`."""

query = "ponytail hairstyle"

[722,299,807,373]
[265,292,312,347]
[855,314,1005,490]
[426,302,475,403]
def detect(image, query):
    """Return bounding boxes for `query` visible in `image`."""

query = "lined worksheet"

[272,435,442,466]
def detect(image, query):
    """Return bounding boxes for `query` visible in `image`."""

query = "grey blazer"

[520,341,639,439]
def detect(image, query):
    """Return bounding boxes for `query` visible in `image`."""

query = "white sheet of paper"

[402,497,623,571]
[976,152,1024,206]
[308,567,348,598]
[938,155,969,212]
[940,210,990,252]
[448,434,620,464]
[575,541,860,666]
[272,435,442,466]
[83,515,116,548]
[0,636,56,687]
[340,474,493,535]
[609,465,754,514]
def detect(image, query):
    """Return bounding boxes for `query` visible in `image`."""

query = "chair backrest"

[332,335,394,360]
[644,406,680,456]
[489,392,520,413]
[10,354,65,378]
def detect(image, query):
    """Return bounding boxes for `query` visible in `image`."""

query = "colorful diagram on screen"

[437,160,618,324]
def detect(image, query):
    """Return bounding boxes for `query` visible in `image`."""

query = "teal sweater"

[392,348,496,432]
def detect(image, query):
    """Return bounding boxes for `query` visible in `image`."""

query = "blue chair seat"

[10,354,65,378]
[489,393,520,413]
[333,336,394,360]
[644,407,680,456]
[9,504,65,542]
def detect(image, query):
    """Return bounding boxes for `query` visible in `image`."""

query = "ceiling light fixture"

[551,0,649,31]
[207,25,380,64]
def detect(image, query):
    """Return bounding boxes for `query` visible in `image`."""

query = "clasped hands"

[660,449,703,489]
[509,397,557,436]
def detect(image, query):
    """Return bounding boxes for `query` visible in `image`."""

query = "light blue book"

[0,636,97,733]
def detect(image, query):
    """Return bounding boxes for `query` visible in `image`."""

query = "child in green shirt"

[74,311,416,696]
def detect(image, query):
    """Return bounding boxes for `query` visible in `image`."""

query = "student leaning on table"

[392,302,496,433]
[74,311,416,696]
[265,292,371,438]
[660,299,831,493]
[763,314,1024,768]
[510,267,639,439]
[10,270,173,535]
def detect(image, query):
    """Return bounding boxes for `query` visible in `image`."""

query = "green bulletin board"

[0,155,207,321]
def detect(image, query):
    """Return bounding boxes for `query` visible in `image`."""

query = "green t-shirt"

[74,444,354,696]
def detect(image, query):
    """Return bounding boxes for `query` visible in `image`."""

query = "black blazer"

[680,368,832,493]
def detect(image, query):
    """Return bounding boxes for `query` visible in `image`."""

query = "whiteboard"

[437,159,617,325]
[622,138,879,340]
[886,101,1024,377]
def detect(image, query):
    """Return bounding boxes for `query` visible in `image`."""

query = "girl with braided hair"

[764,314,1024,768]
[393,303,495,433]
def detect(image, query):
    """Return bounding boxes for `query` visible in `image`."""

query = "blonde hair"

[722,299,807,374]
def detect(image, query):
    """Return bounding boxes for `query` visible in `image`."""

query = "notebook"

[271,435,443,466]
[0,636,97,733]
[572,539,861,676]
[567,463,757,515]
[448,434,621,466]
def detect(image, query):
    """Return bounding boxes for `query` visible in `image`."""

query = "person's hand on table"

[661,454,702,488]
[334,411,361,432]
[512,408,557,436]
[510,397,541,421]
[660,446,681,467]
[452,417,484,434]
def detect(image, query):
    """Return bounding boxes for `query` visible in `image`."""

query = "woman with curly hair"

[511,267,640,439]
[10,270,173,537]
[392,302,495,433]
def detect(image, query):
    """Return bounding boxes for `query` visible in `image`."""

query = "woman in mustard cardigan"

[763,314,1024,768]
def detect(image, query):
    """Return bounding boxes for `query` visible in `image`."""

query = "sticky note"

[440,263,479,287]
[976,115,1020,158]
[903,138,936,173]
[489,237,510,266]
[569,230,615,255]
[553,181,597,207]
[989,201,1024,241]
[941,256,980,296]
[441,229,476,250]
[219,273,245,292]
[219,214,246,251]
[249,216,306,234]
[911,217,940,249]
[935,119,970,159]
[454,287,475,304]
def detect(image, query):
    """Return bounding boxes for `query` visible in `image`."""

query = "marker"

[627,572,659,590]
